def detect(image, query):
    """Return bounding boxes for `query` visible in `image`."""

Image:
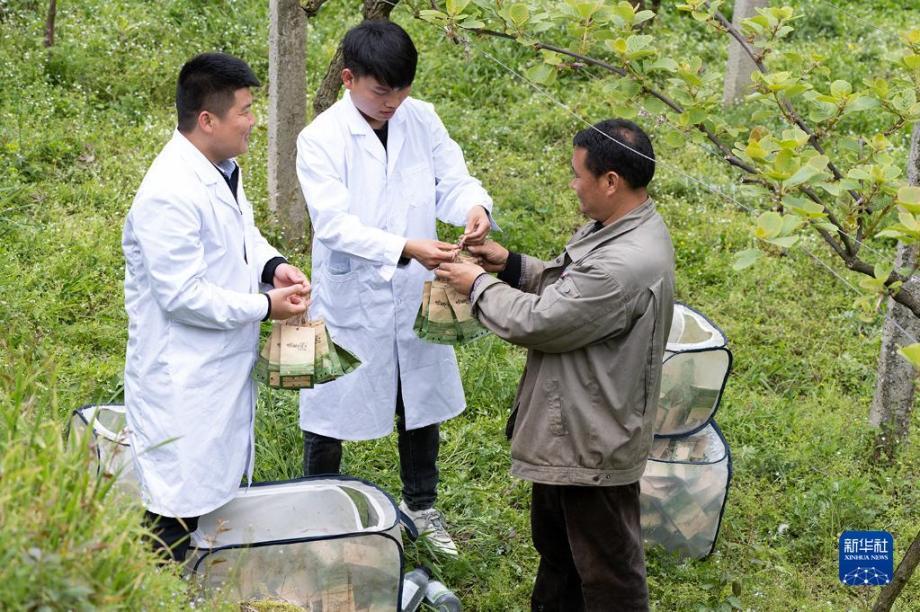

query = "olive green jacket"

[471,200,674,486]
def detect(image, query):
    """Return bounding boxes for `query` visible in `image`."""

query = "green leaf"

[607,38,628,55]
[648,58,679,73]
[846,96,879,113]
[780,215,803,235]
[898,211,920,233]
[524,63,556,85]
[755,211,783,239]
[634,10,655,24]
[509,3,530,26]
[458,19,486,29]
[642,97,668,114]
[663,130,685,148]
[897,185,920,206]
[574,1,601,20]
[766,235,798,249]
[830,80,852,98]
[732,248,761,271]
[446,0,471,17]
[898,343,920,370]
[788,199,825,218]
[783,164,820,188]
[419,9,449,23]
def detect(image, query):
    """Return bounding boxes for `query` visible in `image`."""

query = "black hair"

[572,119,655,188]
[176,52,260,133]
[342,20,417,89]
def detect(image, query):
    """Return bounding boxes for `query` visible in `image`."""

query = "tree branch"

[420,4,916,311]
[467,26,756,174]
[709,6,864,208]
[301,0,329,18]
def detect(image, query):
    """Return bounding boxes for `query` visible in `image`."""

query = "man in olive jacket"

[436,119,674,611]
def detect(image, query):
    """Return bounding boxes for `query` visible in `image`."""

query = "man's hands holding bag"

[267,263,312,320]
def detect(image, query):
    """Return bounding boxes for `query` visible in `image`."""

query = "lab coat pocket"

[167,323,226,387]
[400,163,435,208]
[320,264,363,329]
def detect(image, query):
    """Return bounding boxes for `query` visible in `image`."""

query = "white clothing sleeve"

[426,107,494,226]
[296,130,406,269]
[131,192,268,329]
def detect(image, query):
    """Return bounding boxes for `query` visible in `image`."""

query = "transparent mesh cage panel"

[69,405,139,493]
[192,479,400,548]
[667,303,726,350]
[640,423,730,559]
[656,348,730,436]
[190,478,404,610]
[192,534,401,610]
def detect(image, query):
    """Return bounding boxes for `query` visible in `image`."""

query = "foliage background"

[0,0,917,609]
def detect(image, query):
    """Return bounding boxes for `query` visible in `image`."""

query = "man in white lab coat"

[296,21,494,555]
[123,53,310,562]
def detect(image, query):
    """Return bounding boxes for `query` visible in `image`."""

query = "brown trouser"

[530,481,649,612]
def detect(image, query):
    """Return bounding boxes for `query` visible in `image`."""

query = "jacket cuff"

[261,256,287,285]
[497,251,522,288]
[470,274,503,308]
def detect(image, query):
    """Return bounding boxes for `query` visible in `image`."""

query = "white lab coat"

[296,92,493,439]
[122,131,281,517]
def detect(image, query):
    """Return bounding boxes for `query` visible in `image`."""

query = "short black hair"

[176,52,260,133]
[342,20,417,89]
[573,119,655,188]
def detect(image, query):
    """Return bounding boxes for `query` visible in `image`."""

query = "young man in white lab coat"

[123,53,310,562]
[296,21,494,555]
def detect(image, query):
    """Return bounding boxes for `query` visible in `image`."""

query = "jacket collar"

[342,91,407,172]
[565,198,656,262]
[169,130,239,210]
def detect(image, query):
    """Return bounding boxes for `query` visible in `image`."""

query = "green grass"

[1,0,918,609]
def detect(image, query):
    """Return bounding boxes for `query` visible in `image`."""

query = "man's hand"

[403,239,459,269]
[467,240,509,273]
[267,284,310,320]
[273,263,308,288]
[435,262,486,296]
[460,205,491,247]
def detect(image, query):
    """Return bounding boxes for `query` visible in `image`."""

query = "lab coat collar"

[169,130,240,211]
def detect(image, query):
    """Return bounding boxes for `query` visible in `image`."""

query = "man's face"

[343,70,411,128]
[570,147,613,221]
[207,87,256,161]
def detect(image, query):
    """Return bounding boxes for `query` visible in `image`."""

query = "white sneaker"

[399,501,459,556]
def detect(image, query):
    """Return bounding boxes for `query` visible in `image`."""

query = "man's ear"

[604,171,620,195]
[342,68,354,90]
[197,110,214,134]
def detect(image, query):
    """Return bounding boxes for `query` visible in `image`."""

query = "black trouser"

[530,482,649,612]
[302,381,440,511]
[144,511,200,563]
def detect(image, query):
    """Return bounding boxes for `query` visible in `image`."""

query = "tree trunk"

[872,529,920,612]
[43,0,56,48]
[268,0,309,246]
[870,122,920,462]
[313,0,400,116]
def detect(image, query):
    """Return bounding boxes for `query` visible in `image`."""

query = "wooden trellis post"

[722,0,768,106]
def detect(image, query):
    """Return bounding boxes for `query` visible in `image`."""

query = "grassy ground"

[1,0,918,609]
